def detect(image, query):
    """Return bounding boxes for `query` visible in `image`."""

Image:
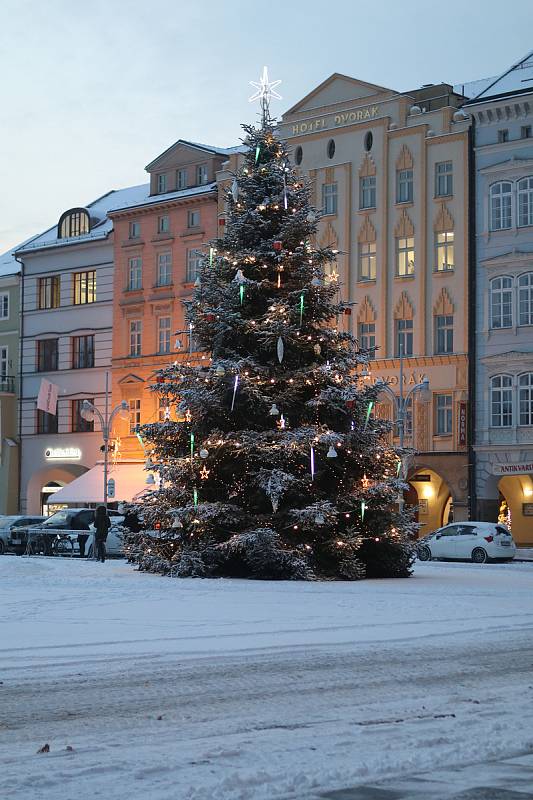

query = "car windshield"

[42,511,71,527]
[0,516,20,528]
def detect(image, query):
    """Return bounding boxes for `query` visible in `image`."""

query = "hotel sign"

[45,447,82,461]
[290,104,381,136]
[493,462,533,476]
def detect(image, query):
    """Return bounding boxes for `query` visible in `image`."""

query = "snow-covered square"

[1,556,533,799]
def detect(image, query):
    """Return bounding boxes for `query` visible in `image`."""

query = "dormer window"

[196,165,208,185]
[58,208,90,239]
[157,174,167,193]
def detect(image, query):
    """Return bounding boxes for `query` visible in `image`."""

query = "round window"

[364,131,373,152]
[327,139,335,159]
[295,145,303,165]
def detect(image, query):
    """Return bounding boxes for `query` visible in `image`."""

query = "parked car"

[9,508,123,555]
[86,521,125,558]
[0,515,46,554]
[417,522,516,563]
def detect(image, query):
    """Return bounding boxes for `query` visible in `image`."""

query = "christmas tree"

[129,102,415,580]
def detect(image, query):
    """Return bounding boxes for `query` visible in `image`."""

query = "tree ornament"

[205,313,216,322]
[310,446,315,480]
[234,268,245,283]
[231,375,239,411]
[269,403,280,416]
[311,277,322,287]
[344,307,352,316]
[327,445,338,458]
[193,488,198,509]
[345,399,355,409]
[314,513,325,525]
[273,240,282,251]
[190,432,195,463]
[255,144,261,163]
[218,217,225,226]
[199,448,209,459]
[361,500,366,521]
[314,343,321,356]
[299,293,305,326]
[200,465,210,480]
[271,497,279,512]
[277,337,284,363]
[172,516,183,528]
[361,473,370,489]
[239,284,245,305]
[231,177,239,202]
[209,246,215,266]
[277,414,286,429]
[364,400,374,429]
[215,365,226,377]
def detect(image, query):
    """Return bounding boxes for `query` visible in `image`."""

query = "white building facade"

[465,51,533,545]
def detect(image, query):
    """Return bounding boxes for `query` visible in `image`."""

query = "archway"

[497,475,533,546]
[25,464,89,515]
[407,468,453,536]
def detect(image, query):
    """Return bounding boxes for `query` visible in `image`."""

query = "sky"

[1,0,532,251]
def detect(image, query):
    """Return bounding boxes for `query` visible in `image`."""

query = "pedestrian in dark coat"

[94,505,110,563]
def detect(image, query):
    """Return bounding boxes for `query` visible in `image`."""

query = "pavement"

[316,753,533,799]
[516,548,533,561]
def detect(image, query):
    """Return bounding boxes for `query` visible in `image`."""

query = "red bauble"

[345,399,355,409]
[156,376,165,384]
[218,218,226,226]
[273,241,282,251]
[344,307,352,316]
[205,313,216,322]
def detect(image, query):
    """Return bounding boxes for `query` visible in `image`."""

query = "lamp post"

[80,371,130,509]
[375,345,430,512]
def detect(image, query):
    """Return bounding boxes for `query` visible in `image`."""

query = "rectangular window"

[158,316,171,354]
[436,395,453,435]
[435,161,453,197]
[176,168,187,189]
[359,175,376,209]
[358,242,376,281]
[38,276,60,310]
[129,398,141,434]
[72,399,94,432]
[196,165,208,185]
[518,177,533,228]
[127,257,142,290]
[157,215,170,234]
[396,318,413,357]
[37,339,58,372]
[188,210,200,228]
[322,183,338,215]
[156,252,172,286]
[435,231,455,272]
[72,335,94,369]
[186,249,203,282]
[129,221,141,238]
[129,320,142,357]
[491,377,513,427]
[37,408,58,434]
[521,125,532,139]
[73,271,96,305]
[0,293,8,319]
[0,345,8,378]
[498,129,509,143]
[396,169,413,203]
[396,236,415,276]
[491,278,513,329]
[435,314,454,354]
[358,322,376,359]
[157,174,167,193]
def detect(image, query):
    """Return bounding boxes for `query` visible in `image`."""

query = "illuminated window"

[73,271,96,305]
[157,252,172,286]
[58,208,90,239]
[396,236,415,276]
[358,242,376,281]
[491,375,513,427]
[129,320,142,357]
[435,231,454,271]
[490,276,513,328]
[38,276,60,310]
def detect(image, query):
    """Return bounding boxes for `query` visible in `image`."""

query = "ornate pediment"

[433,287,455,316]
[394,209,414,238]
[396,145,413,171]
[118,373,145,385]
[359,154,376,178]
[434,203,454,232]
[357,216,376,243]
[357,295,376,323]
[284,73,395,116]
[319,220,338,250]
[394,291,414,319]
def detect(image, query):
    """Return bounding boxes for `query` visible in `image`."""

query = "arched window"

[490,182,512,231]
[518,177,533,227]
[490,276,513,329]
[58,208,90,239]
[518,272,533,326]
[490,375,513,427]
[519,373,533,425]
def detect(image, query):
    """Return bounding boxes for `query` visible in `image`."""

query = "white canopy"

[51,462,149,505]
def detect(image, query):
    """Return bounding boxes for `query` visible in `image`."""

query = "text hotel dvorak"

[290,105,380,135]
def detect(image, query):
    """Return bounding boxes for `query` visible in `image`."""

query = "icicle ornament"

[364,400,374,429]
[255,145,261,163]
[231,177,239,202]
[310,446,315,480]
[277,337,284,363]
[193,488,198,509]
[209,246,215,266]
[361,500,366,521]
[231,375,239,411]
[299,293,304,327]
[190,432,195,463]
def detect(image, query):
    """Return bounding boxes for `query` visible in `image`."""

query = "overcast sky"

[1,0,532,251]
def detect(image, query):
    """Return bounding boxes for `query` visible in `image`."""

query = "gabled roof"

[145,139,240,171]
[283,73,397,116]
[465,49,533,105]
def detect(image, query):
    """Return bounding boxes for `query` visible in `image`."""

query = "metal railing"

[0,375,15,393]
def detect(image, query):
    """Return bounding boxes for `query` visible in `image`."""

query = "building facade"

[109,140,235,461]
[15,187,146,514]
[465,51,533,545]
[280,75,471,533]
[0,252,21,514]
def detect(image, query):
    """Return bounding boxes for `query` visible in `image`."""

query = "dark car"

[9,508,122,555]
[0,515,46,554]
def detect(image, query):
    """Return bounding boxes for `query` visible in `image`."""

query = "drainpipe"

[467,119,477,520]
[14,254,24,513]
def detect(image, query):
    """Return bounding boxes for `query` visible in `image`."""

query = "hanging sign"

[458,402,467,447]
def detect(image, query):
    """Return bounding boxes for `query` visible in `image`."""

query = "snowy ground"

[1,556,533,800]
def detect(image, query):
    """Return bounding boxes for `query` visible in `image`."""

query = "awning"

[50,462,149,505]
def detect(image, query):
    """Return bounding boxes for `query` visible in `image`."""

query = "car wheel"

[417,544,431,561]
[472,547,488,564]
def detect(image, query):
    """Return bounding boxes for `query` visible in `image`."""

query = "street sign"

[107,478,115,498]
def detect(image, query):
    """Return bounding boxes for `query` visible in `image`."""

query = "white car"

[417,522,516,563]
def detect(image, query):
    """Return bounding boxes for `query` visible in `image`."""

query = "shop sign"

[290,104,381,135]
[493,462,533,476]
[523,503,533,516]
[458,402,467,446]
[45,447,82,461]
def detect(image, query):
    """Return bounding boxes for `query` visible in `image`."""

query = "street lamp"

[375,346,430,512]
[80,371,130,509]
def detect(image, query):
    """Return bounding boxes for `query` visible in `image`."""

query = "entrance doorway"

[40,481,67,515]
[407,468,453,536]
[496,475,533,545]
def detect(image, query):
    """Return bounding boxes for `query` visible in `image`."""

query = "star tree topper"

[249,66,282,123]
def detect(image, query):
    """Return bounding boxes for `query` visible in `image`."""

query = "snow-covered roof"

[145,139,244,171]
[464,50,533,104]
[0,230,46,277]
[108,182,218,215]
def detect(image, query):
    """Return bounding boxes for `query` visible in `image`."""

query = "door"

[455,525,479,559]
[430,525,460,558]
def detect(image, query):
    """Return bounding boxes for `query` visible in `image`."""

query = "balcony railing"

[0,375,15,394]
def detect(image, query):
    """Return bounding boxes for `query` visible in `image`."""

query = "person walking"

[94,505,110,563]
